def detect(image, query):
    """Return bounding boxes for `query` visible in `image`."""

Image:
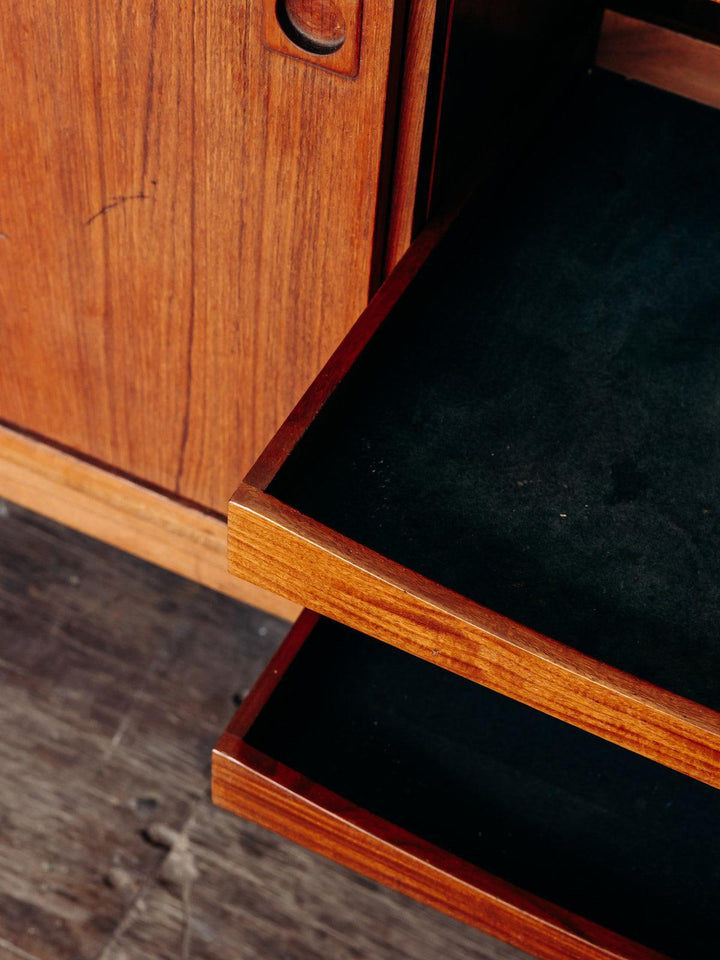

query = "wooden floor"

[0,501,531,960]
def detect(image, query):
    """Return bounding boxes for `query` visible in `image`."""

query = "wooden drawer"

[213,611,720,960]
[227,66,720,788]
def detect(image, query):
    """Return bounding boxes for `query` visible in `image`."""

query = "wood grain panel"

[607,0,720,44]
[0,422,299,619]
[596,10,720,109]
[0,0,402,516]
[212,612,670,960]
[382,0,442,272]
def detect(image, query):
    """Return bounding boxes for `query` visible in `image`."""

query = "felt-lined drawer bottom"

[228,70,720,788]
[212,612,720,960]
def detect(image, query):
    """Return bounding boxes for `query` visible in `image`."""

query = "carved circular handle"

[276,0,347,55]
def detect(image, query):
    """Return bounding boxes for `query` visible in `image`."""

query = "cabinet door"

[0,0,403,514]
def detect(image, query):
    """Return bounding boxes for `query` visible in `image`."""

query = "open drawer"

[227,67,720,787]
[213,611,720,960]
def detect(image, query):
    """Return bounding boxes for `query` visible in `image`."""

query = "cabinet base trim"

[0,423,299,621]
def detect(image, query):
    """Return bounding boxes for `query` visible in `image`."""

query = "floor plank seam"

[0,936,44,960]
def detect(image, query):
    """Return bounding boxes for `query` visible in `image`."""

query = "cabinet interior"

[267,68,720,712]
[244,616,720,960]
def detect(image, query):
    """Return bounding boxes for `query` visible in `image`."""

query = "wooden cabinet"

[0,0,441,613]
[0,0,601,615]
[0,0,405,511]
[6,3,719,956]
[216,12,720,960]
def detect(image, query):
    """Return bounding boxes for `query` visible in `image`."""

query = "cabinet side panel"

[0,0,397,513]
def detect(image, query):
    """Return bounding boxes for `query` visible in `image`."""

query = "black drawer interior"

[268,69,720,712]
[245,617,720,960]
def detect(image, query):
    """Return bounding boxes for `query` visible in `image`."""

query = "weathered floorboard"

[0,501,530,960]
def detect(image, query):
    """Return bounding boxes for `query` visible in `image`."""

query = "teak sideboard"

[0,0,599,614]
[3,2,720,959]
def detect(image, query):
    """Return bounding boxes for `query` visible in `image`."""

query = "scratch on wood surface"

[86,193,154,226]
[0,232,8,240]
[106,711,133,755]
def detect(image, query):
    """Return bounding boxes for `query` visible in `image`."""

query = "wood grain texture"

[0,0,402,517]
[608,0,720,44]
[596,10,720,109]
[0,500,290,960]
[228,485,720,789]
[0,504,511,960]
[382,0,442,272]
[0,422,299,620]
[213,615,670,960]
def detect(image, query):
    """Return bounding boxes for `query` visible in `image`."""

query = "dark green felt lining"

[245,619,720,960]
[268,71,720,711]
